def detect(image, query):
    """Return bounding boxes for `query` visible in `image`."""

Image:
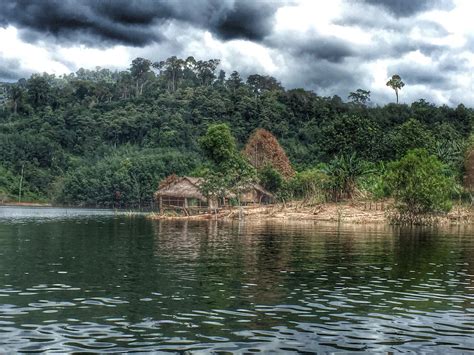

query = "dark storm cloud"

[213,0,283,41]
[359,0,453,18]
[0,0,284,46]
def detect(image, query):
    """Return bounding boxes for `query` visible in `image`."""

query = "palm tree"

[386,74,405,104]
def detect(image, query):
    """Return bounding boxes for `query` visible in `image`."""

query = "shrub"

[386,149,454,217]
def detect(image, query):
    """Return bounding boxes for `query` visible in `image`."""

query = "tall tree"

[246,74,282,95]
[153,56,186,92]
[386,74,405,104]
[7,84,25,114]
[130,57,153,96]
[348,89,371,105]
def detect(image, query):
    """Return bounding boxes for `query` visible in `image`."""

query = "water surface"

[0,207,473,352]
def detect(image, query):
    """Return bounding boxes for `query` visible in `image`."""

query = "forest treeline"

[0,56,473,210]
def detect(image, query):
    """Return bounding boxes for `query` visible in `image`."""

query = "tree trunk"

[396,89,399,104]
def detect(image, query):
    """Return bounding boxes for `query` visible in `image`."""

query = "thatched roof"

[250,183,273,197]
[156,176,206,201]
[155,176,273,200]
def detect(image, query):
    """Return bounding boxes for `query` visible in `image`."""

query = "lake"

[0,206,473,352]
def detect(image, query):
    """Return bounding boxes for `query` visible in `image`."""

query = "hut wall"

[241,190,258,204]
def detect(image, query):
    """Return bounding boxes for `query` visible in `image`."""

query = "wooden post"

[159,196,163,214]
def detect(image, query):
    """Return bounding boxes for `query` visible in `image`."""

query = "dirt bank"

[149,202,387,223]
[148,201,474,225]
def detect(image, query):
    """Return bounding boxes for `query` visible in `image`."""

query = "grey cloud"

[0,0,285,47]
[387,62,453,90]
[359,0,453,18]
[280,54,368,97]
[268,31,355,63]
[0,56,30,81]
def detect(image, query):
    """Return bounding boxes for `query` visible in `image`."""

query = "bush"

[259,165,284,193]
[286,168,328,204]
[386,149,454,216]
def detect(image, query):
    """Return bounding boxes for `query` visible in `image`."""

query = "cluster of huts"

[154,129,296,215]
[155,176,273,215]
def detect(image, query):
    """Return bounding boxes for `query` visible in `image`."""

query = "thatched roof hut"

[155,176,212,212]
[155,175,274,213]
[155,175,206,201]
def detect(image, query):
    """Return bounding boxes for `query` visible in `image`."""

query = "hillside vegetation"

[0,56,472,213]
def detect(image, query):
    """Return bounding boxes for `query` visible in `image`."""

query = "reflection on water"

[0,208,473,352]
[0,206,118,221]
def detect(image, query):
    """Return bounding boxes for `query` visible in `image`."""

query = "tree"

[199,123,238,166]
[348,89,371,105]
[153,56,186,92]
[27,73,51,108]
[385,118,435,159]
[198,123,257,212]
[246,74,282,95]
[7,84,25,114]
[194,59,220,86]
[259,165,283,193]
[386,149,453,216]
[386,74,405,104]
[243,128,295,179]
[130,57,153,96]
[321,153,373,201]
[226,71,243,92]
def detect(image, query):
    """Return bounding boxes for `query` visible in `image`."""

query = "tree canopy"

[0,56,472,209]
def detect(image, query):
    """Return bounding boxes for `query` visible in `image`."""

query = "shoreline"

[0,202,52,207]
[148,202,386,223]
[148,202,474,225]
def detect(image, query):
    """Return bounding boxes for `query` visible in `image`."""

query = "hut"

[155,175,274,214]
[240,183,274,205]
[155,176,216,214]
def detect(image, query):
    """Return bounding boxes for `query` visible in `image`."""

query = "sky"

[0,0,473,106]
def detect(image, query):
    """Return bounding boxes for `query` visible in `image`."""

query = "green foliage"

[386,149,454,214]
[259,165,284,193]
[385,118,436,159]
[0,56,472,207]
[348,89,370,105]
[386,74,405,103]
[0,165,18,201]
[321,153,373,201]
[199,123,238,166]
[287,168,328,204]
[198,123,257,202]
[58,148,200,208]
[357,163,390,201]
